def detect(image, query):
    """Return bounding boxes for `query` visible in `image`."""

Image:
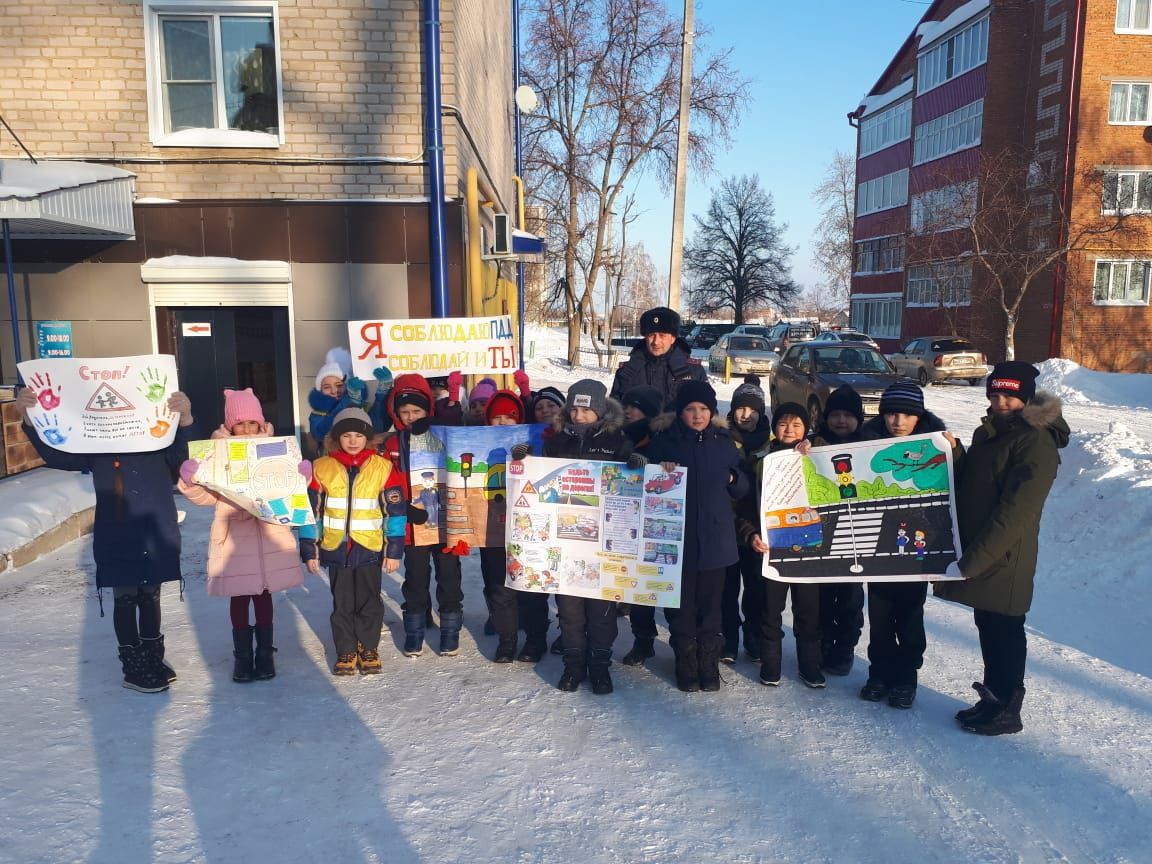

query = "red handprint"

[28,372,62,411]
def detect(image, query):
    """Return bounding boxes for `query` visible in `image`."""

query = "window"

[906,261,973,307]
[1094,260,1151,304]
[854,235,905,274]
[917,16,989,94]
[857,169,909,216]
[1117,0,1152,32]
[911,181,978,233]
[1108,82,1152,124]
[850,295,902,339]
[145,2,283,147]
[859,100,913,157]
[913,100,983,165]
[1102,171,1152,213]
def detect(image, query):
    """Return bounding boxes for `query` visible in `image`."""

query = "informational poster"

[347,315,517,378]
[759,433,964,583]
[16,354,180,453]
[503,455,687,608]
[408,424,547,548]
[187,436,315,527]
[35,321,73,358]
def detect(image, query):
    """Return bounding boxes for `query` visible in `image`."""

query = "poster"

[503,455,687,607]
[16,354,180,453]
[347,315,517,378]
[187,436,315,527]
[759,433,964,583]
[407,423,548,547]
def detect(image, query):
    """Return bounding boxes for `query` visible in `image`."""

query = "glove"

[179,459,199,485]
[297,460,313,482]
[409,417,432,436]
[513,369,531,398]
[372,366,394,388]
[346,376,367,406]
[447,370,463,404]
[626,452,648,470]
[406,503,429,525]
[944,561,964,579]
[510,442,531,461]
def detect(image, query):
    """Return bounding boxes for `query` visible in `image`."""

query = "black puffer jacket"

[609,340,707,410]
[543,399,633,462]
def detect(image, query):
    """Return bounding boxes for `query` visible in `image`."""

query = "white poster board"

[347,316,517,378]
[17,354,180,453]
[187,436,315,527]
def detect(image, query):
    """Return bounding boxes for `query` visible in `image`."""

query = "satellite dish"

[515,85,539,114]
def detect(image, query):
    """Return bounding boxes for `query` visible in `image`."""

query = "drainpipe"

[512,0,525,368]
[423,0,449,318]
[2,220,20,365]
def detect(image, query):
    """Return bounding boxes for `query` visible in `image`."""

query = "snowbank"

[0,468,94,556]
[1037,358,1152,411]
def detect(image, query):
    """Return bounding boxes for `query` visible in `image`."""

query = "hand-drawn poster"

[759,433,964,583]
[16,355,180,453]
[348,316,517,378]
[503,456,687,607]
[187,436,315,527]
[407,424,547,548]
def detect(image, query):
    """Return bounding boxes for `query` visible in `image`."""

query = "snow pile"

[0,468,95,557]
[1036,358,1152,411]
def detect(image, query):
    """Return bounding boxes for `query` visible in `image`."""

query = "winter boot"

[118,643,169,693]
[758,641,783,687]
[402,612,426,657]
[558,650,586,692]
[358,644,382,675]
[494,635,517,664]
[621,638,655,667]
[797,639,826,689]
[253,625,276,680]
[671,637,700,693]
[963,687,1025,736]
[860,677,889,702]
[517,628,547,663]
[888,683,917,709]
[956,681,999,723]
[821,649,854,677]
[140,634,177,684]
[232,627,255,683]
[333,652,359,675]
[588,649,614,695]
[699,636,724,692]
[438,612,463,657]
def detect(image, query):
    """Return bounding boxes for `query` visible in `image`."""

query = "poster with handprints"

[187,436,315,527]
[759,433,964,583]
[16,355,181,453]
[504,455,687,607]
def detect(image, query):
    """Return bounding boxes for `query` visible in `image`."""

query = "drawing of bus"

[763,507,823,552]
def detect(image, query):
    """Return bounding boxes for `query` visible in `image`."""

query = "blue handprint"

[33,413,72,446]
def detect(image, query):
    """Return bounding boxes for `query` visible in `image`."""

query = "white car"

[811,329,879,348]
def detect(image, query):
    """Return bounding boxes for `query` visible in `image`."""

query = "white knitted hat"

[314,347,352,390]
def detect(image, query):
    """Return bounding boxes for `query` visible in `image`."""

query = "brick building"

[849,0,1152,372]
[0,0,518,443]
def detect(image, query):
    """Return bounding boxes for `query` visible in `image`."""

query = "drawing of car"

[644,473,682,494]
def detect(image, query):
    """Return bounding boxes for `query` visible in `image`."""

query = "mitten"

[409,417,432,436]
[372,366,394,388]
[626,452,648,470]
[346,376,367,406]
[297,460,313,482]
[407,503,429,525]
[179,459,199,485]
[513,369,531,398]
[510,442,531,461]
[447,370,463,404]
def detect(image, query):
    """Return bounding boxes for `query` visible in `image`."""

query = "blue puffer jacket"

[25,422,196,589]
[644,414,750,572]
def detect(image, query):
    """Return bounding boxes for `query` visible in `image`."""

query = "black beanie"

[532,386,566,411]
[394,390,431,414]
[621,385,663,419]
[674,379,718,415]
[987,361,1039,403]
[731,380,766,414]
[331,407,374,439]
[879,381,926,417]
[639,306,681,337]
[772,402,811,437]
[824,385,864,425]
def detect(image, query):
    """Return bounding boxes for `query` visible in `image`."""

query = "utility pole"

[667,0,694,313]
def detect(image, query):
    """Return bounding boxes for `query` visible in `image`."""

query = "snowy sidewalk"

[0,467,95,572]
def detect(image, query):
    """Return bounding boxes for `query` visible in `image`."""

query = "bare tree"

[683,174,799,323]
[522,0,749,366]
[810,150,855,308]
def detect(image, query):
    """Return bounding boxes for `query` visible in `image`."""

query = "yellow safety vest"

[313,455,393,552]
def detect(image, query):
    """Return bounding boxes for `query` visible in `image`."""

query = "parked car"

[766,320,820,353]
[707,333,780,376]
[685,323,737,349]
[770,342,910,429]
[729,324,774,339]
[888,336,987,386]
[811,328,879,348]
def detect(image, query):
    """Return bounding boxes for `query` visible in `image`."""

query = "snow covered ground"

[0,328,1149,864]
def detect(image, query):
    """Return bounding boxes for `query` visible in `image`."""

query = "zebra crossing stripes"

[828,510,884,556]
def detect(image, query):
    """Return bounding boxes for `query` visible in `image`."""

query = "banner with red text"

[347,316,517,378]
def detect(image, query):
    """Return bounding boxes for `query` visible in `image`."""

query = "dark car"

[685,323,737,350]
[770,342,911,428]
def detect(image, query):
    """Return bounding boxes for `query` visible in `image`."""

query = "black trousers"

[478,546,519,639]
[402,544,463,614]
[721,546,766,649]
[112,584,163,646]
[819,583,865,659]
[627,602,673,641]
[666,567,725,644]
[556,596,618,663]
[866,581,928,686]
[517,591,551,644]
[761,580,821,653]
[329,564,384,655]
[974,608,1027,697]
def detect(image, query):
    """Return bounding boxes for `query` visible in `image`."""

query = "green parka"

[934,392,1069,615]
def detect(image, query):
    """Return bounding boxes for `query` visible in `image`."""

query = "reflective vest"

[313,455,392,552]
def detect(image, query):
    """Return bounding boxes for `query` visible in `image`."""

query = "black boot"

[963,687,1025,736]
[558,650,586,692]
[588,649,613,695]
[797,639,826,689]
[232,627,255,683]
[439,612,463,657]
[698,635,723,692]
[140,634,177,684]
[254,625,276,680]
[671,637,700,693]
[516,630,547,663]
[759,641,782,687]
[118,643,169,693]
[494,635,517,664]
[403,612,425,657]
[956,681,999,723]
[621,638,654,667]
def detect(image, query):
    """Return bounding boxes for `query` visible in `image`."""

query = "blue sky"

[625,0,930,304]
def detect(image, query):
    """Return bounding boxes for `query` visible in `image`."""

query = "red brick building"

[849,0,1152,372]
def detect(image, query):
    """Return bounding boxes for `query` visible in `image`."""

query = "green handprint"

[138,367,168,404]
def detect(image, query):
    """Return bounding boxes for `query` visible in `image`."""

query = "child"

[465,377,499,424]
[308,347,393,455]
[15,386,196,693]
[740,402,824,689]
[302,408,408,675]
[179,388,307,682]
[530,386,566,426]
[858,381,958,708]
[645,381,749,693]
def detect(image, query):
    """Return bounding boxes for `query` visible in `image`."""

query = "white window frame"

[1102,169,1152,214]
[910,181,978,233]
[1116,0,1152,33]
[1108,82,1152,125]
[1093,259,1151,305]
[913,99,983,165]
[859,100,913,158]
[144,0,284,148]
[917,15,989,95]
[850,294,903,339]
[856,169,909,217]
[854,235,905,275]
[905,260,973,307]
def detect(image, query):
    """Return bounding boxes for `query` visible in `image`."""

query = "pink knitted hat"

[223,388,266,428]
[468,377,498,404]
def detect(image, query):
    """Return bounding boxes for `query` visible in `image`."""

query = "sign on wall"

[347,315,517,378]
[35,321,73,358]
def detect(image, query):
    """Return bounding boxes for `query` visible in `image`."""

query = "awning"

[0,159,136,239]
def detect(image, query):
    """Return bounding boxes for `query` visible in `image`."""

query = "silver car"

[707,334,780,376]
[811,329,879,348]
[888,336,987,386]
